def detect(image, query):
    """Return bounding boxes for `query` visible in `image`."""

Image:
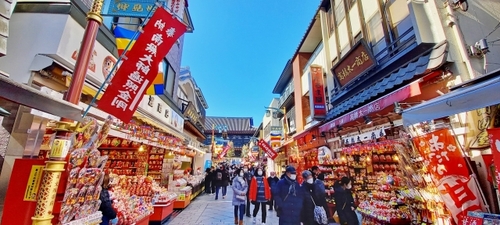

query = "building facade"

[0,0,194,215]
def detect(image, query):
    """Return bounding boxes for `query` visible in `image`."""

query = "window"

[366,12,387,56]
[388,0,413,42]
[327,7,335,36]
[346,0,357,9]
[163,60,176,97]
[334,0,346,26]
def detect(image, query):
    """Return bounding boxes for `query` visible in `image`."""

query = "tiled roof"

[204,116,256,133]
[326,42,448,120]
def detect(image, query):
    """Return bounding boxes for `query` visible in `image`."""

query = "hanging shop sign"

[413,129,482,223]
[218,144,230,159]
[257,139,278,160]
[183,101,200,126]
[343,127,386,145]
[309,65,326,119]
[98,6,187,122]
[332,40,376,87]
[105,0,185,18]
[319,82,420,132]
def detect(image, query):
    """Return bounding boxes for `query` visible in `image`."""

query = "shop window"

[334,0,345,26]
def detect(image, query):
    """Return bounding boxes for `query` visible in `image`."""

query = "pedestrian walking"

[205,167,213,194]
[242,164,253,217]
[333,177,359,225]
[214,165,230,200]
[266,171,279,211]
[249,167,271,225]
[273,166,304,225]
[301,170,329,225]
[232,168,248,225]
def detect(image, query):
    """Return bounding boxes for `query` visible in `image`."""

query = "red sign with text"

[413,129,481,223]
[98,7,187,122]
[257,139,278,160]
[488,128,500,188]
[310,65,326,118]
[218,145,230,159]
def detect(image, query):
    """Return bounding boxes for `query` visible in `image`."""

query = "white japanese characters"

[112,15,176,112]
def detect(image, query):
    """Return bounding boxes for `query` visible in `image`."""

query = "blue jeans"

[234,204,246,220]
[215,186,227,199]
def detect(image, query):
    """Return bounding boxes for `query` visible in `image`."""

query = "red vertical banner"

[310,65,326,119]
[413,129,482,223]
[98,7,187,122]
[488,128,500,188]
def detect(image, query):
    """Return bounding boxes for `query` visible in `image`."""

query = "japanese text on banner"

[98,7,187,122]
[257,139,278,160]
[413,129,482,223]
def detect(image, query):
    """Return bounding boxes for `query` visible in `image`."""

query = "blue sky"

[181,1,320,126]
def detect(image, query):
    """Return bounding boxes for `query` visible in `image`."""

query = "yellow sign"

[49,139,72,158]
[177,194,186,201]
[24,165,45,201]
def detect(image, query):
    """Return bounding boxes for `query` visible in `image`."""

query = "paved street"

[165,187,340,225]
[165,187,279,225]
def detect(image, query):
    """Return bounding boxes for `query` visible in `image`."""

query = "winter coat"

[333,185,359,225]
[301,180,329,225]
[267,176,279,190]
[99,189,117,225]
[248,176,271,202]
[232,176,248,206]
[273,176,304,225]
[214,169,229,186]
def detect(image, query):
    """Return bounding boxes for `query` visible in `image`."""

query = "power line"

[485,22,500,39]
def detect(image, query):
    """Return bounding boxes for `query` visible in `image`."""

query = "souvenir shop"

[307,69,500,225]
[2,114,206,225]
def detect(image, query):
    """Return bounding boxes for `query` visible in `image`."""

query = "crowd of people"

[203,163,359,225]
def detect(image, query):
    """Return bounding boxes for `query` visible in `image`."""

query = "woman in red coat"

[248,168,271,225]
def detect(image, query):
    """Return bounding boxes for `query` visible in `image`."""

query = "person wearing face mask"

[300,170,329,225]
[273,166,305,225]
[232,168,248,225]
[242,165,253,217]
[266,172,279,211]
[248,168,271,224]
[333,177,358,225]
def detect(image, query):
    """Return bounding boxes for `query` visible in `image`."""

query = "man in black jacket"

[267,171,279,211]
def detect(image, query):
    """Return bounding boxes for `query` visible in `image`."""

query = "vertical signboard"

[309,65,326,119]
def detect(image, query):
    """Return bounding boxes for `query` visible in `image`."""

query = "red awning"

[293,121,321,140]
[319,82,421,132]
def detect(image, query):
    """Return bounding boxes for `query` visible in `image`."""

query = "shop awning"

[326,42,448,121]
[293,120,321,140]
[0,74,83,121]
[319,82,421,132]
[402,68,500,126]
[134,112,185,140]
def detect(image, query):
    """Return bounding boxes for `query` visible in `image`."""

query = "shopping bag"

[333,211,340,223]
[355,210,362,225]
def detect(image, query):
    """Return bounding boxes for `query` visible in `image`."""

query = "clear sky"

[181,1,320,126]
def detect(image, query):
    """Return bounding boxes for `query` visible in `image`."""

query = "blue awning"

[326,42,448,120]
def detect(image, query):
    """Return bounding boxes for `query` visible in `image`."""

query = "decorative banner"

[309,65,326,119]
[413,129,481,223]
[487,128,500,188]
[461,215,483,225]
[98,7,187,122]
[257,139,278,160]
[218,145,230,159]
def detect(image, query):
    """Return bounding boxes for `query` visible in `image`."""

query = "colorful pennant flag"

[98,6,187,122]
[146,62,165,95]
[113,26,137,56]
